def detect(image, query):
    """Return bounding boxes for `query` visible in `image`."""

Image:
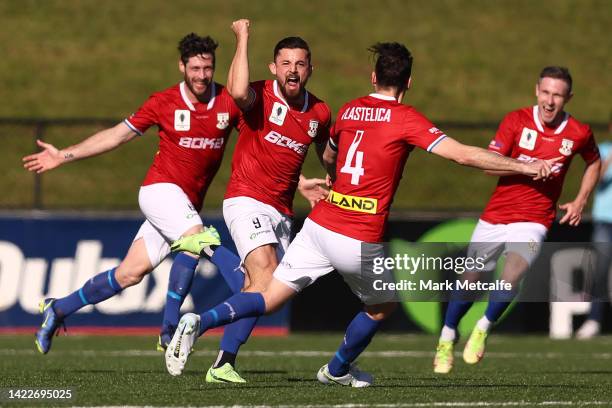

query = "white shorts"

[135,183,203,267]
[273,218,395,305]
[222,197,292,262]
[467,219,548,272]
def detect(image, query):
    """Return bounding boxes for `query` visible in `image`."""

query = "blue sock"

[444,299,473,330]
[220,317,259,354]
[485,289,516,322]
[198,292,265,336]
[328,312,380,377]
[162,253,199,335]
[53,268,121,317]
[211,246,244,294]
[587,301,605,322]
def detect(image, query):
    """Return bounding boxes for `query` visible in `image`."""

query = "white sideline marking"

[2,349,611,359]
[70,401,612,408]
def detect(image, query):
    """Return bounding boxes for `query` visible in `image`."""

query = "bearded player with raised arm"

[166,42,556,386]
[23,33,242,354]
[168,19,331,383]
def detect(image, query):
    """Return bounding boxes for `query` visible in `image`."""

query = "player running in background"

[166,42,557,387]
[169,19,331,384]
[433,66,601,374]
[23,33,242,354]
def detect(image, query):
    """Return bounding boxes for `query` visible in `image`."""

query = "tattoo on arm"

[64,152,75,160]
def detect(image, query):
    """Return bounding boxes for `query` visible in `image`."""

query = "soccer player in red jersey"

[166,42,556,386]
[433,66,601,374]
[169,19,331,383]
[23,34,242,354]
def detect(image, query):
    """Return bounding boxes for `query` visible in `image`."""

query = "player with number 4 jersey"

[166,42,557,387]
[309,96,446,242]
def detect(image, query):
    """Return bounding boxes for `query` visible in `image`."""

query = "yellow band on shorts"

[327,190,378,214]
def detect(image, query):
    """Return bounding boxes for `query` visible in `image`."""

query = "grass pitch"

[0,333,611,407]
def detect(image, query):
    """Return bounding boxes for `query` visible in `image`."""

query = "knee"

[243,275,273,293]
[260,290,284,314]
[365,302,397,321]
[115,267,147,288]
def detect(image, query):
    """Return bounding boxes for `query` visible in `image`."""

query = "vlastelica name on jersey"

[341,107,391,122]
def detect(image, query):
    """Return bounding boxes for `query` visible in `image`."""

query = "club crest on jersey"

[216,112,230,130]
[269,102,288,126]
[174,110,190,131]
[307,120,319,138]
[559,138,574,156]
[519,127,537,150]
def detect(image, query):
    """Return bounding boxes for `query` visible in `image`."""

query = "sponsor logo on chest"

[174,110,190,131]
[519,127,538,150]
[264,130,306,155]
[269,102,288,126]
[517,153,564,174]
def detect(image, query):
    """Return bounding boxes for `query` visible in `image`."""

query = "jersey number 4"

[340,130,365,185]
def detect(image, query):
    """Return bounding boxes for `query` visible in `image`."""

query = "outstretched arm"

[558,158,602,226]
[22,122,137,173]
[430,136,558,180]
[227,19,255,110]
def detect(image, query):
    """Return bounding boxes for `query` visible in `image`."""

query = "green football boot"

[170,226,221,256]
[205,363,246,383]
[433,340,454,374]
[463,327,488,364]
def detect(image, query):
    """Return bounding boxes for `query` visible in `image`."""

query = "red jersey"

[309,94,447,242]
[481,106,600,228]
[125,82,240,211]
[224,80,331,216]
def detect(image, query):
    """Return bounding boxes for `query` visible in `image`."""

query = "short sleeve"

[401,108,448,152]
[314,104,332,145]
[220,87,242,128]
[580,128,600,164]
[124,94,159,136]
[488,113,517,156]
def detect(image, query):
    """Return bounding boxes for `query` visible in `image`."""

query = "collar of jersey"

[273,80,309,113]
[179,81,216,112]
[532,105,569,134]
[369,93,398,102]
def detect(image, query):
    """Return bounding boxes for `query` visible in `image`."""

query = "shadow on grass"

[242,370,288,375]
[372,383,595,389]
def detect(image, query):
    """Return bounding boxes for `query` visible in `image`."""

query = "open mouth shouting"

[285,74,301,93]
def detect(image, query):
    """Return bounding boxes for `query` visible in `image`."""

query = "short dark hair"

[178,33,219,67]
[539,66,572,94]
[368,42,413,90]
[273,36,311,64]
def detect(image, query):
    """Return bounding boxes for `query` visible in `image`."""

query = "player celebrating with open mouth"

[165,19,331,383]
[165,41,558,386]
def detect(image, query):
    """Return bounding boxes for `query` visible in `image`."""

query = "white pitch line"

[69,401,612,408]
[1,349,610,359]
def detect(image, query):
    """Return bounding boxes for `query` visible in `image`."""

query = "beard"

[185,75,211,97]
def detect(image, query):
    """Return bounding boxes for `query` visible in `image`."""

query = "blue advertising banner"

[0,213,289,335]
